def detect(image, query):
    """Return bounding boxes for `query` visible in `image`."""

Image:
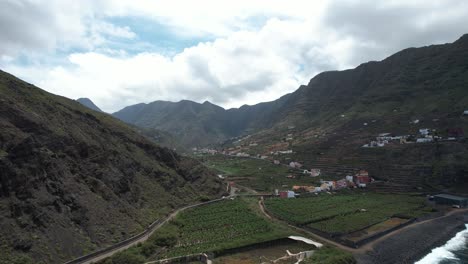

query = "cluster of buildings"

[272,150,293,155]
[277,170,373,198]
[362,127,465,148]
[192,147,218,155]
[362,132,407,148]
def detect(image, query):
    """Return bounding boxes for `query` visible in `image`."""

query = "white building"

[417,138,433,143]
[419,128,430,136]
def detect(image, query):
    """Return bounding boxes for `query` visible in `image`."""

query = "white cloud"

[2,0,468,113]
[6,17,339,112]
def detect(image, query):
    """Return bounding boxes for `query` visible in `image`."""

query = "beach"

[355,210,468,264]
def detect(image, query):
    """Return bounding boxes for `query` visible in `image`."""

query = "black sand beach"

[355,210,468,264]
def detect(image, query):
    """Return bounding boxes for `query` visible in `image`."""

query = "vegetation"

[265,193,429,234]
[0,70,223,263]
[102,198,294,263]
[201,154,321,191]
[304,246,356,264]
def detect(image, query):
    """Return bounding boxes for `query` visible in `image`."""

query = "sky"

[1,0,468,113]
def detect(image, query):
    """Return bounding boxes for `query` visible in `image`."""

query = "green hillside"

[0,70,223,263]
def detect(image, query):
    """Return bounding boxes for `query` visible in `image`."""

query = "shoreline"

[411,223,465,263]
[354,210,467,264]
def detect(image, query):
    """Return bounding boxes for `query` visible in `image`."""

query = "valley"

[1,24,468,264]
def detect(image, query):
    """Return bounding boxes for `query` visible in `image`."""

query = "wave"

[415,224,468,264]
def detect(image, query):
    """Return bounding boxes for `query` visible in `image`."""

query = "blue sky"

[1,0,468,112]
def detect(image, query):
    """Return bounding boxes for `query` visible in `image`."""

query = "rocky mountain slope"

[224,34,468,194]
[113,34,468,148]
[76,97,103,112]
[0,70,223,264]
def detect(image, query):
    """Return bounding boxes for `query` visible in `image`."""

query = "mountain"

[112,97,293,147]
[76,97,103,112]
[0,70,223,263]
[114,34,468,148]
[114,100,231,147]
[114,34,468,193]
[224,34,468,194]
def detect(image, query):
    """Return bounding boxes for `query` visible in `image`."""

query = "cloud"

[0,0,136,58]
[1,0,468,113]
[6,18,337,112]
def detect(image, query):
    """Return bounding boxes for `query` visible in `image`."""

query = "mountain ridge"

[113,33,468,148]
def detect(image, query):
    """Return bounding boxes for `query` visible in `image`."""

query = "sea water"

[415,224,468,264]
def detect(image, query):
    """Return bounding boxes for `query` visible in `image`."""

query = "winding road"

[64,197,225,264]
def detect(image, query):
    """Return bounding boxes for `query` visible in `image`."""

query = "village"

[276,169,373,198]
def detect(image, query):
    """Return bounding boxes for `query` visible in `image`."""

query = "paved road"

[65,198,225,264]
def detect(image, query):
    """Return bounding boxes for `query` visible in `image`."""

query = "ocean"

[415,224,468,264]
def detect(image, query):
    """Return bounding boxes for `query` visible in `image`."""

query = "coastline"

[354,210,467,264]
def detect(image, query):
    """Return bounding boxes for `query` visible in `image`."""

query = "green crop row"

[265,193,428,234]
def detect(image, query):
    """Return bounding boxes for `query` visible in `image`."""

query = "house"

[279,191,295,198]
[354,170,370,184]
[377,133,392,140]
[434,194,468,207]
[356,170,369,177]
[419,128,430,136]
[260,155,268,159]
[321,181,336,190]
[320,183,330,191]
[292,186,315,192]
[286,175,295,179]
[273,160,280,165]
[417,138,433,143]
[310,169,321,177]
[289,161,303,168]
[345,175,354,182]
[335,179,348,190]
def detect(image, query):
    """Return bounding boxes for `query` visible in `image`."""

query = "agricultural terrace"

[264,193,431,234]
[154,198,293,258]
[201,154,320,191]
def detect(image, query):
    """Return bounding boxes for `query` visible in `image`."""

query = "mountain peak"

[455,34,468,44]
[76,98,103,112]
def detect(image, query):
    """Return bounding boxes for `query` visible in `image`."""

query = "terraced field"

[100,198,295,263]
[157,198,295,258]
[264,193,430,235]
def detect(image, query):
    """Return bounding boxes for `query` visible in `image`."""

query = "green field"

[200,155,321,191]
[102,198,294,263]
[264,193,430,234]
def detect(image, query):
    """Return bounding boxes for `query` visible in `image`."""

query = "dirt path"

[258,198,468,255]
